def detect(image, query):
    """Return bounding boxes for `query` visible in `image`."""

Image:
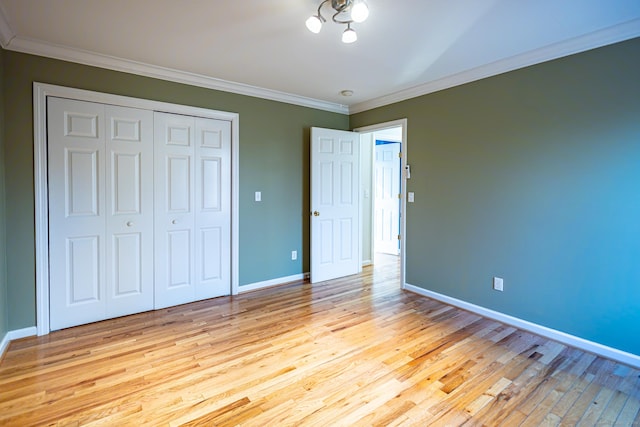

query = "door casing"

[355,119,408,289]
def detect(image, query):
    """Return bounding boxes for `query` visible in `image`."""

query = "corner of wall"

[0,45,9,349]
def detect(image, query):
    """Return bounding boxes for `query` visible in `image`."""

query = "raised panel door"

[48,97,232,329]
[310,127,360,283]
[154,112,197,308]
[374,142,401,255]
[194,118,231,299]
[105,105,154,316]
[48,97,107,330]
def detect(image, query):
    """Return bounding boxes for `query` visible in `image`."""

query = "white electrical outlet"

[493,277,504,292]
[291,250,297,260]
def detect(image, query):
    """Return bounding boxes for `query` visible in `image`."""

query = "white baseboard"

[362,260,372,267]
[0,332,8,358]
[239,273,308,293]
[403,283,640,369]
[0,326,37,359]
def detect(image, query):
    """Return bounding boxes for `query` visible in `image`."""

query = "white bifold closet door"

[48,98,154,330]
[48,99,231,330]
[153,112,231,308]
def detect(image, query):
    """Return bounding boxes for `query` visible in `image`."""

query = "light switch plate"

[255,191,261,202]
[408,192,415,203]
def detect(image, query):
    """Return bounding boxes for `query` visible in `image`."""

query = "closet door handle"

[126,221,134,227]
[171,219,177,225]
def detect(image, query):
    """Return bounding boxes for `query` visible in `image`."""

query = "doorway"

[356,119,407,287]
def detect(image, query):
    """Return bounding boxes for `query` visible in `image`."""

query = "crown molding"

[349,18,640,114]
[1,9,639,116]
[0,2,14,48]
[2,36,349,114]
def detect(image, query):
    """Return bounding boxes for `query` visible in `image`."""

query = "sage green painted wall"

[351,37,640,355]
[3,50,348,330]
[0,47,8,340]
[5,38,640,358]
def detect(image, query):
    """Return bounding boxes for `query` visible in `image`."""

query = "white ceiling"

[1,0,639,114]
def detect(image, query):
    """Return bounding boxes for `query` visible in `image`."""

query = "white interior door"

[105,105,155,317]
[48,98,154,330]
[374,141,401,255]
[154,112,231,308]
[194,117,231,300]
[310,127,360,283]
[154,112,197,308]
[48,98,106,330]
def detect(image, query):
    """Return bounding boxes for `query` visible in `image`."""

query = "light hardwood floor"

[1,255,639,426]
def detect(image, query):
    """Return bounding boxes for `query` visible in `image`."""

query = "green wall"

[351,37,640,355]
[0,47,8,341]
[4,37,640,357]
[2,50,348,330]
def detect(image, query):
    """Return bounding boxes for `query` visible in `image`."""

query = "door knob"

[171,219,177,224]
[126,221,133,227]
[313,211,320,216]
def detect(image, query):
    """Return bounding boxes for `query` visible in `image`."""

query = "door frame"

[33,82,240,335]
[355,119,407,288]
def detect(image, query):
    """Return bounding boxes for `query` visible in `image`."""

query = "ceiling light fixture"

[306,0,369,43]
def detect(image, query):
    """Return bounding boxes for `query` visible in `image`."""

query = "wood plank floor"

[1,255,639,426]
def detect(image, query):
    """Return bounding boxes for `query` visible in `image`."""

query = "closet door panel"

[168,229,192,286]
[154,112,197,308]
[48,98,107,330]
[105,105,154,316]
[195,118,231,299]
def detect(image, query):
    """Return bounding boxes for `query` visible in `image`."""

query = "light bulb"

[342,27,357,43]
[350,1,369,23]
[305,15,322,33]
